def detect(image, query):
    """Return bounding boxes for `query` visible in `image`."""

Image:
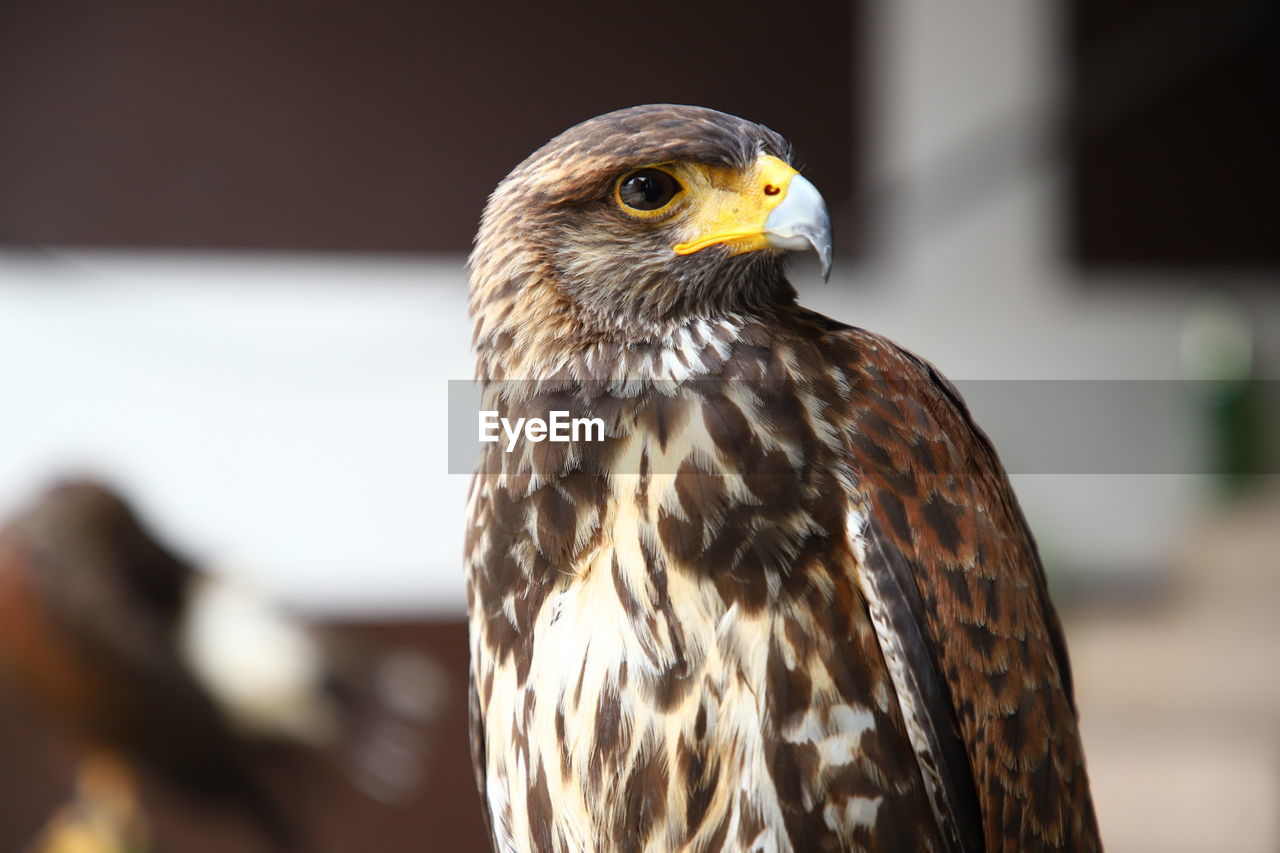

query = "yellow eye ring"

[614,167,683,218]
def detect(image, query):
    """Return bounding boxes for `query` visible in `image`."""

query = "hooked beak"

[672,154,834,281]
[763,173,833,281]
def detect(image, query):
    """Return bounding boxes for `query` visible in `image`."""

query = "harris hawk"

[0,480,436,852]
[465,105,1101,852]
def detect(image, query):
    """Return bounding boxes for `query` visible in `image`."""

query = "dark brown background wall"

[0,0,859,253]
[1066,0,1280,270]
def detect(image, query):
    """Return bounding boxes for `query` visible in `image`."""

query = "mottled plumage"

[466,105,1100,852]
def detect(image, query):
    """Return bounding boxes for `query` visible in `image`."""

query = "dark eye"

[618,168,681,212]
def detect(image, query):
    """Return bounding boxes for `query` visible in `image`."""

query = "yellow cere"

[671,154,799,257]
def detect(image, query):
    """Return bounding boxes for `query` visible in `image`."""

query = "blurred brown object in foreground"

[0,479,451,851]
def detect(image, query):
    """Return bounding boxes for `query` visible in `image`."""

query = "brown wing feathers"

[835,326,1101,852]
[859,514,986,853]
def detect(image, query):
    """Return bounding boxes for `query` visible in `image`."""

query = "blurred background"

[1,0,1277,850]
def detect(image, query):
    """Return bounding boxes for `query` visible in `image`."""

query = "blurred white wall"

[0,253,474,615]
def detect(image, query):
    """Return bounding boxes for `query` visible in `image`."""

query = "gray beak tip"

[764,173,834,284]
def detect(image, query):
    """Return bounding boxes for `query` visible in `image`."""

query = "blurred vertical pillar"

[865,0,1055,297]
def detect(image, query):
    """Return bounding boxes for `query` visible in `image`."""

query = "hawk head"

[469,104,832,374]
